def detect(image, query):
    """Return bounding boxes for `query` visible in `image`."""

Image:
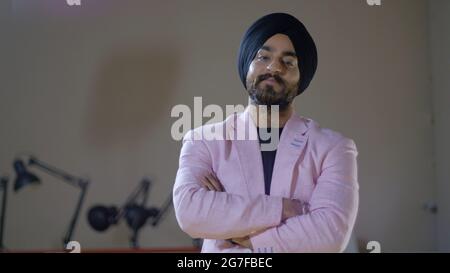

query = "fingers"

[230,236,251,249]
[231,237,243,245]
[282,198,304,221]
[206,173,224,192]
[201,177,216,191]
[231,238,241,245]
[201,173,224,192]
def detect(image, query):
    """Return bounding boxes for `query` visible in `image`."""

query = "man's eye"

[283,59,296,67]
[257,55,270,61]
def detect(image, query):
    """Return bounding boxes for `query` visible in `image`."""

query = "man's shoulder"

[304,117,356,150]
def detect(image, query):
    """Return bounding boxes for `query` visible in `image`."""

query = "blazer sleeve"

[249,137,359,252]
[173,129,284,240]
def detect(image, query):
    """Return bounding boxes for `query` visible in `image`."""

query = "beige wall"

[1,0,438,251]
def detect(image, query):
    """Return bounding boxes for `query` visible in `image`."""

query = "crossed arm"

[200,172,304,249]
[173,132,359,252]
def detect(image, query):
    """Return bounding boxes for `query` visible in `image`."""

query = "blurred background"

[0,0,449,252]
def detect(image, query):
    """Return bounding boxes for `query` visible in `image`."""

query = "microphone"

[123,204,159,231]
[87,205,118,232]
[87,204,160,232]
[86,178,172,248]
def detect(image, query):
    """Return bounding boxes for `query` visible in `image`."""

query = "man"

[173,13,359,252]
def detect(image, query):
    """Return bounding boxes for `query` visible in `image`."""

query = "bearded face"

[245,34,300,111]
[246,72,298,111]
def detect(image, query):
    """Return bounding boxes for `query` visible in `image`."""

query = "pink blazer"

[173,108,359,252]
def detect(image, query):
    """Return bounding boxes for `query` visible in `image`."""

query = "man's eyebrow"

[260,46,297,58]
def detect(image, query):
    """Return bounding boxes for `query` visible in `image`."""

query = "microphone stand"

[150,195,172,227]
[115,178,172,248]
[0,176,8,251]
[121,178,150,249]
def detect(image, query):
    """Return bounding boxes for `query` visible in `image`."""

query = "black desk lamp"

[13,156,89,247]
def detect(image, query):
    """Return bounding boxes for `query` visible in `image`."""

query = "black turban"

[237,13,318,96]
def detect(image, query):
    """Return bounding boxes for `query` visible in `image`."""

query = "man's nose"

[266,59,284,74]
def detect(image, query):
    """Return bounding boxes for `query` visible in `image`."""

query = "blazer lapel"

[270,113,311,197]
[230,109,266,197]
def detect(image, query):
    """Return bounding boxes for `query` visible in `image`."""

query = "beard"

[246,73,298,112]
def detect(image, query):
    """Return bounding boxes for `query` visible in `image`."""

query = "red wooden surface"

[2,247,200,253]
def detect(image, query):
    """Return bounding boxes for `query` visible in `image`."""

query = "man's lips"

[264,78,277,83]
[262,77,278,85]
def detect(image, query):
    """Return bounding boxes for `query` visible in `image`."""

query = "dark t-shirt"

[257,127,284,195]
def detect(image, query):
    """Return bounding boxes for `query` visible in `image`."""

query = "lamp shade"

[13,159,40,192]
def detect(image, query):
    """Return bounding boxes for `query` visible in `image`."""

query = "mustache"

[255,74,285,86]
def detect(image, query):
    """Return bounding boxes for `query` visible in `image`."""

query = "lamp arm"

[63,181,88,246]
[29,157,87,188]
[26,156,89,247]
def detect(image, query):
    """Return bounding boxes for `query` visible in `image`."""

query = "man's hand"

[201,173,224,192]
[230,236,253,250]
[282,198,306,221]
